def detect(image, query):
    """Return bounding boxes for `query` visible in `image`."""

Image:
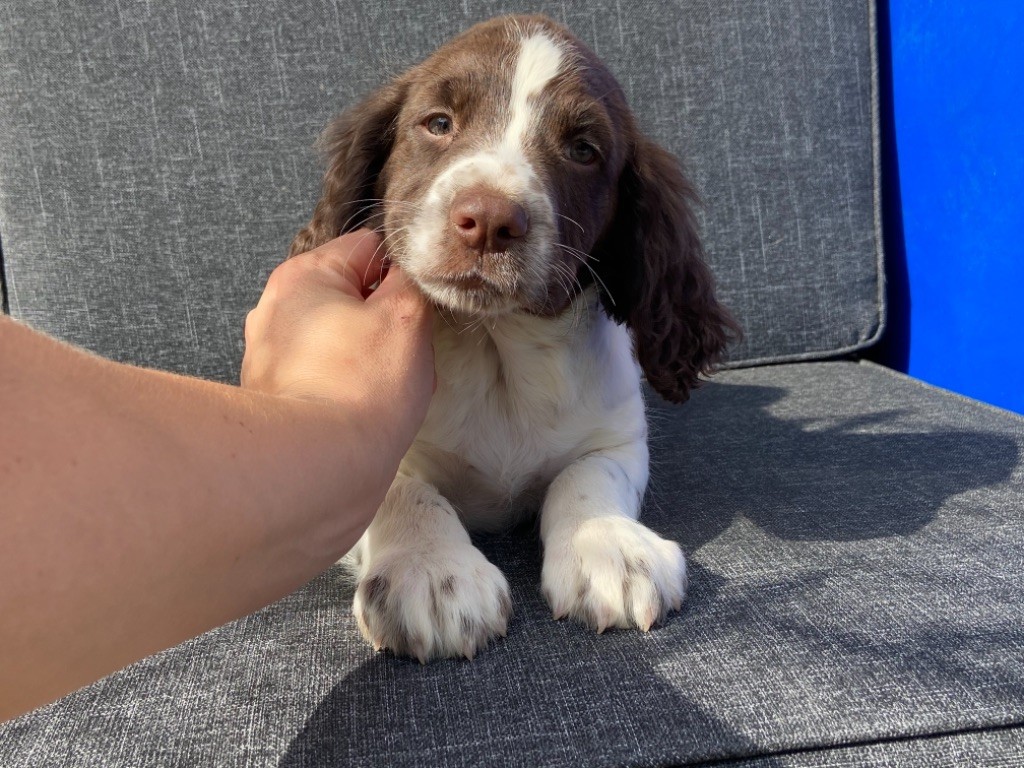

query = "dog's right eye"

[425,114,454,136]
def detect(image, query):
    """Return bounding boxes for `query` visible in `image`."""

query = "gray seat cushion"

[721,728,1024,767]
[3,361,1022,766]
[0,0,881,378]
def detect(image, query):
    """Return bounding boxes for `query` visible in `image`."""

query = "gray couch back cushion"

[0,0,882,381]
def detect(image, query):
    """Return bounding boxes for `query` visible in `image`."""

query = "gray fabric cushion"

[3,361,1022,766]
[718,727,1024,767]
[0,0,881,379]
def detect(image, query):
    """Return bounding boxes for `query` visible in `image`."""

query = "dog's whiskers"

[337,199,425,236]
[556,213,586,235]
[555,243,616,308]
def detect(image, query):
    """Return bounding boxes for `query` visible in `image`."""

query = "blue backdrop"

[877,1,1024,415]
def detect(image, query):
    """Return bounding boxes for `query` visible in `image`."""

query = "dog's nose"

[449,189,529,253]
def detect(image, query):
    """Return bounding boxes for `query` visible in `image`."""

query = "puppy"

[291,14,738,662]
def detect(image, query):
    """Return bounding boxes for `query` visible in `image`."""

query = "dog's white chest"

[399,299,646,531]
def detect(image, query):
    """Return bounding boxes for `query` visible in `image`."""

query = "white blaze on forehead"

[503,32,566,151]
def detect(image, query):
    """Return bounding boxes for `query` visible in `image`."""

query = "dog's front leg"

[540,443,687,632]
[351,474,512,663]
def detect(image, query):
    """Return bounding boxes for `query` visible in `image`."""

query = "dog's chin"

[414,273,525,317]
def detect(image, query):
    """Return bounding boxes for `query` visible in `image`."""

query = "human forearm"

[0,317,394,719]
[0,231,433,721]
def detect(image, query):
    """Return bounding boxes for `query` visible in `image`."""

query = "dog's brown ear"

[593,136,740,403]
[289,80,408,257]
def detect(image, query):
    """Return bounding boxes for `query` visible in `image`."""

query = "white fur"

[503,32,565,151]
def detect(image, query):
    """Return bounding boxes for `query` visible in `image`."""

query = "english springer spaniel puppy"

[291,14,738,662]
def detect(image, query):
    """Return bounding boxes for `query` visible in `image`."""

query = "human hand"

[241,229,435,453]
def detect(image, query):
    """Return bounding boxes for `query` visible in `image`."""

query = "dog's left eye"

[425,114,454,136]
[568,139,599,165]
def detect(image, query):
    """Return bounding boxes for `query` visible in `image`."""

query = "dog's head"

[291,14,739,402]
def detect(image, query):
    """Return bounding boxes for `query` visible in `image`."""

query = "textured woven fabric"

[0,0,881,379]
[3,361,1022,766]
[715,727,1024,767]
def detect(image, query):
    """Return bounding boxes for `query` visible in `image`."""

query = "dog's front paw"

[353,543,512,663]
[542,517,687,632]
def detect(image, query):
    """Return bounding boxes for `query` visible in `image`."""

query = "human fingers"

[299,229,388,297]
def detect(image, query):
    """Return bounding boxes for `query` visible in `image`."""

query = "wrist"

[280,383,409,498]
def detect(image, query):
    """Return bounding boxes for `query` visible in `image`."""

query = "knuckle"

[269,257,305,287]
